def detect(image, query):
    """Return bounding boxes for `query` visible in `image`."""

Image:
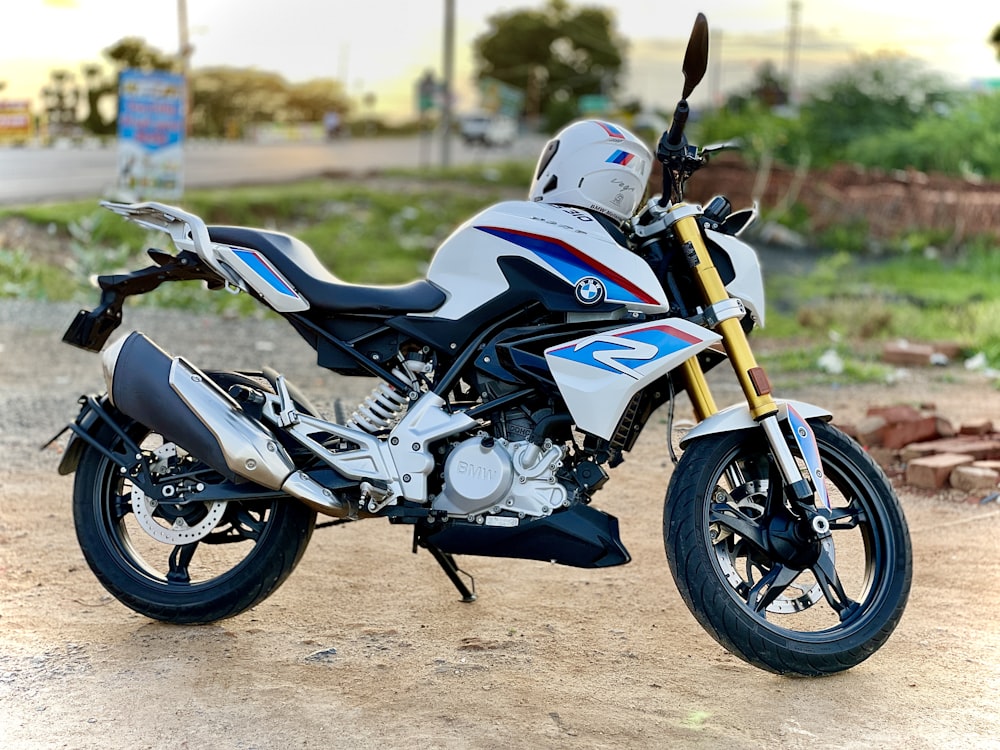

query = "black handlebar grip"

[666,100,690,148]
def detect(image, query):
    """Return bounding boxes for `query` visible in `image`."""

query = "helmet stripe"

[595,121,625,139]
[607,149,634,166]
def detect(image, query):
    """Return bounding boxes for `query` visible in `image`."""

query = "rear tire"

[73,417,316,624]
[664,420,911,675]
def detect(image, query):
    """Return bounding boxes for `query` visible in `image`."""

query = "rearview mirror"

[681,13,710,100]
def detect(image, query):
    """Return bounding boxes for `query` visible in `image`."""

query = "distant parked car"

[458,113,517,147]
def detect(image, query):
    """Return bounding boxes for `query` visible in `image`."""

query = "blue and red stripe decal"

[475,226,659,305]
[548,324,705,375]
[230,248,298,298]
[595,121,625,139]
[607,149,634,166]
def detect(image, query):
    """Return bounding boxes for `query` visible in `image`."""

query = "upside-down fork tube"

[678,357,717,421]
[672,210,775,421]
[672,208,819,504]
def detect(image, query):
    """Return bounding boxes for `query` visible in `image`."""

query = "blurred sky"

[1,0,998,121]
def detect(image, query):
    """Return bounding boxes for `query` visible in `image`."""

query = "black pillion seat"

[207,225,447,314]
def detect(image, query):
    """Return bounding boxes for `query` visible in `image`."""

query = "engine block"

[432,435,568,519]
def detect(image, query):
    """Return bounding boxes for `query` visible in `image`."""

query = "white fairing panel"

[544,318,722,440]
[423,201,669,320]
[706,228,766,328]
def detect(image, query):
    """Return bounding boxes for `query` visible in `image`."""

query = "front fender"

[679,399,832,448]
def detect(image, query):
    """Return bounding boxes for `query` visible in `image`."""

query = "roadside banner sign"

[478,78,524,117]
[578,94,611,115]
[416,71,438,114]
[0,99,33,144]
[116,70,186,199]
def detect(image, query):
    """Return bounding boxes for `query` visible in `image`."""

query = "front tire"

[73,420,316,624]
[664,420,911,675]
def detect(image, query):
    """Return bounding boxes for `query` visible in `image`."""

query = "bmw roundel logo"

[575,277,606,306]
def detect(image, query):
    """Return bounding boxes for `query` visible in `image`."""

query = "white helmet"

[529,119,653,223]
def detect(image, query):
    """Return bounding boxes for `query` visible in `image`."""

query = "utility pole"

[441,0,455,168]
[785,0,801,106]
[177,0,192,134]
[709,29,722,107]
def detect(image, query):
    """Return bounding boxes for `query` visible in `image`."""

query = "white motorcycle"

[54,13,910,675]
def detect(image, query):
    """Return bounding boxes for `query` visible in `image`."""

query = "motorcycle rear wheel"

[663,419,911,675]
[73,420,317,624]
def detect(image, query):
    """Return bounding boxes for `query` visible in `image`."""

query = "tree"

[188,68,351,138]
[473,0,626,130]
[722,61,790,113]
[285,78,351,123]
[40,69,80,138]
[43,34,353,139]
[81,63,116,135]
[991,24,1000,61]
[102,37,176,72]
[798,53,957,166]
[39,37,177,137]
[190,67,286,138]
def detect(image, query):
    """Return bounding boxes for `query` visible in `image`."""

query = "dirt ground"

[2,299,1000,749]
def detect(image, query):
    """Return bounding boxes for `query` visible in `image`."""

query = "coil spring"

[347,359,425,434]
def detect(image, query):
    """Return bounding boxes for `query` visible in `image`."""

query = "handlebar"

[663,100,690,153]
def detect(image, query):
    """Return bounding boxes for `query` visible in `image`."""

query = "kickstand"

[416,534,477,603]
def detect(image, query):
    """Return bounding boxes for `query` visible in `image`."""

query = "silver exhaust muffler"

[102,331,348,517]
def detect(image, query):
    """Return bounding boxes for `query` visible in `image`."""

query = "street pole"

[441,0,454,168]
[786,0,801,106]
[178,0,192,135]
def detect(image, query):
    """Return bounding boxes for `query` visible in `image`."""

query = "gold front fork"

[672,209,777,423]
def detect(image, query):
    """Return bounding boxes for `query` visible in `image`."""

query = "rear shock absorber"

[347,358,428,434]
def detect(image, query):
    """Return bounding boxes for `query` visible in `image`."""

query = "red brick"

[900,443,941,462]
[959,419,994,436]
[882,342,936,366]
[900,437,1000,461]
[880,415,941,450]
[935,417,957,438]
[905,453,975,489]
[856,415,888,447]
[866,404,924,422]
[950,465,1000,492]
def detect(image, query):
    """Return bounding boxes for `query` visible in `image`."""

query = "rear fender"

[55,393,141,476]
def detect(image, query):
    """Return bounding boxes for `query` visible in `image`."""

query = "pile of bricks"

[838,404,1000,500]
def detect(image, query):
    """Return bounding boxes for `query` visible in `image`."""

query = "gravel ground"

[3,298,1000,749]
[1,298,372,472]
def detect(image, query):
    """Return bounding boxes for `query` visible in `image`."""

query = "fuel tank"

[423,201,670,320]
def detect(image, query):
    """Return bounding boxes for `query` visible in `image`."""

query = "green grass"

[0,170,526,313]
[0,248,78,300]
[3,165,999,383]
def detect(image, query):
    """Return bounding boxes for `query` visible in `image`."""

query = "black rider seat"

[207,226,446,314]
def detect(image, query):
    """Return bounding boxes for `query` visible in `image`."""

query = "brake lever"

[699,138,743,160]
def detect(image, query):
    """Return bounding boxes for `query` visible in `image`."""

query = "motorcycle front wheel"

[73,419,317,624]
[663,419,911,675]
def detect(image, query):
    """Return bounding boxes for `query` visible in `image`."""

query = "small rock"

[304,647,338,663]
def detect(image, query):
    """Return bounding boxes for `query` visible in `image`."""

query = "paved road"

[0,134,548,205]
